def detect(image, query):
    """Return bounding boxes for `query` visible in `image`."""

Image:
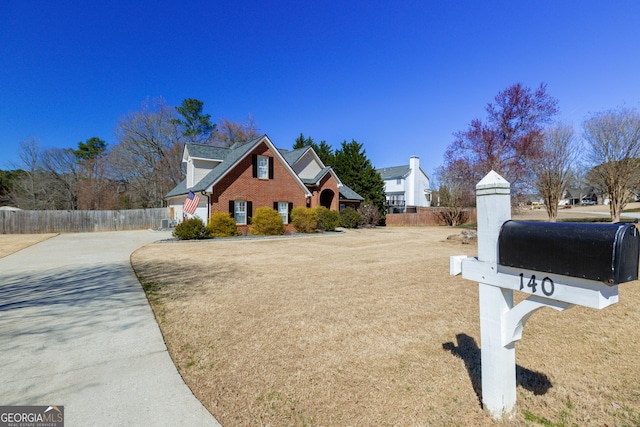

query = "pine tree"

[333,140,386,215]
[173,98,215,144]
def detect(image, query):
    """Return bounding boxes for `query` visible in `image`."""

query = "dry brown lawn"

[0,233,57,258]
[132,212,640,427]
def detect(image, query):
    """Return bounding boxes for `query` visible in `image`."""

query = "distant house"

[559,187,600,206]
[377,156,432,213]
[165,135,363,232]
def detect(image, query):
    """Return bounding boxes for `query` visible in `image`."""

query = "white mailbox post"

[450,171,635,419]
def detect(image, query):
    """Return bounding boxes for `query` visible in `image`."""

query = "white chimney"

[407,156,419,206]
[410,156,419,171]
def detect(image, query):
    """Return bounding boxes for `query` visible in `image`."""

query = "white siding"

[384,177,405,193]
[415,171,431,207]
[191,159,219,187]
[292,151,323,180]
[168,195,209,224]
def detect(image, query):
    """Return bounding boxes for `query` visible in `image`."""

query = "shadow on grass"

[442,333,553,408]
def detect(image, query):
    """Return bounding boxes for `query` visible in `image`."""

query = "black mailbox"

[498,221,640,284]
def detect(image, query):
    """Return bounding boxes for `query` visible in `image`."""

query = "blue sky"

[2,1,639,179]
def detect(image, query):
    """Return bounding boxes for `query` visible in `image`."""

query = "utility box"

[498,221,640,285]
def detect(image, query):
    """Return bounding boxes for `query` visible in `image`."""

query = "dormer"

[285,147,325,180]
[183,143,227,189]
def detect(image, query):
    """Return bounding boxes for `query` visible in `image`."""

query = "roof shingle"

[377,165,410,180]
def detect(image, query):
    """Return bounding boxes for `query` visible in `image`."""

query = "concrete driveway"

[0,231,221,426]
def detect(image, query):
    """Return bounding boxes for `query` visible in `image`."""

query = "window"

[396,178,402,185]
[277,202,288,224]
[235,201,247,224]
[230,200,252,224]
[252,154,274,179]
[257,155,269,179]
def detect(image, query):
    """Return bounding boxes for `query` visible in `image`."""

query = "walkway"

[0,231,221,426]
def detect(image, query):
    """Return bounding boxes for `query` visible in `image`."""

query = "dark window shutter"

[288,202,293,224]
[229,200,235,218]
[268,157,274,179]
[273,202,278,210]
[252,154,258,178]
[247,201,253,222]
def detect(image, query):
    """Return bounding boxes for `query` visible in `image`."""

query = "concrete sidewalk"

[0,231,221,426]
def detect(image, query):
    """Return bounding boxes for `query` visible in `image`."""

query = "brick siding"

[209,141,339,233]
[307,172,340,211]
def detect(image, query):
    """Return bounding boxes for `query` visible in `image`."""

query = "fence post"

[476,171,515,418]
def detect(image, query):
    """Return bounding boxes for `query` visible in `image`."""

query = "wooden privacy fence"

[385,207,477,226]
[0,208,171,234]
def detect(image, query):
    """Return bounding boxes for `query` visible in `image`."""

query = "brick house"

[165,135,363,233]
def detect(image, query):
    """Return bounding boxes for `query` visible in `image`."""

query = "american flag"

[183,191,200,216]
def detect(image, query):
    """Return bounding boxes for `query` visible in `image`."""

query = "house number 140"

[519,273,555,296]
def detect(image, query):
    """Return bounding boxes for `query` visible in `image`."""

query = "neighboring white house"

[377,156,432,212]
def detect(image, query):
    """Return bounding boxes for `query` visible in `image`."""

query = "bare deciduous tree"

[41,147,80,210]
[583,107,640,222]
[112,97,184,208]
[531,124,580,222]
[11,137,49,209]
[443,83,559,198]
[435,160,475,226]
[209,115,260,147]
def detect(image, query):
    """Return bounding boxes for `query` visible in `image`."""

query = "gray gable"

[377,165,410,180]
[278,147,309,166]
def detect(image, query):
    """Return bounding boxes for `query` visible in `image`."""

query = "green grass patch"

[558,217,613,223]
[456,222,477,229]
[524,411,556,426]
[136,274,167,324]
[138,275,163,305]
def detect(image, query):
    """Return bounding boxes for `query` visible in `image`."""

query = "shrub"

[436,207,469,227]
[291,206,318,233]
[173,217,211,240]
[249,207,285,236]
[208,211,240,237]
[359,203,381,227]
[340,207,362,228]
[315,206,341,231]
